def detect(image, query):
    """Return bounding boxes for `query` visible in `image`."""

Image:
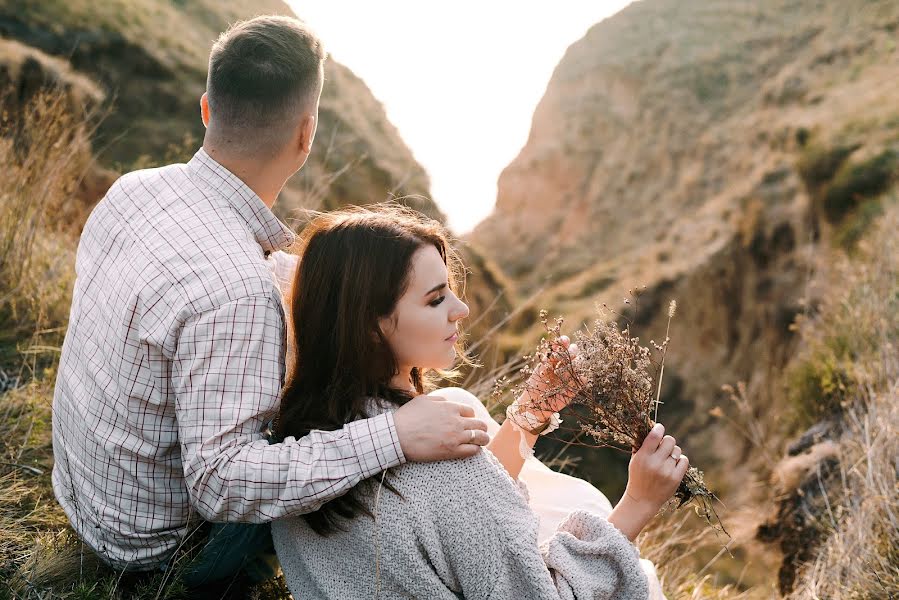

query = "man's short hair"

[206,15,325,156]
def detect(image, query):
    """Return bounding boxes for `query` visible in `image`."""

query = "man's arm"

[172,292,405,522]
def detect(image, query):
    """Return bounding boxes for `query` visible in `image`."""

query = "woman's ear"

[375,316,393,342]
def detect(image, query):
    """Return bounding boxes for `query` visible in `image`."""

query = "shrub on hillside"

[796,143,858,190]
[822,149,897,222]
[785,205,898,428]
[832,195,886,251]
[785,347,853,428]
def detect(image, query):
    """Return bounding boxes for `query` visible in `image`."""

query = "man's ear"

[200,93,210,128]
[297,113,317,154]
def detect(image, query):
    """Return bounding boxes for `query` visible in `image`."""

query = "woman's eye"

[429,295,446,307]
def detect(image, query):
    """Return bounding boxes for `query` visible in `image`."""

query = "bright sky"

[286,1,633,233]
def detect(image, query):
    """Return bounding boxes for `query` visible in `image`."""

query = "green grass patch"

[823,149,898,222]
[833,196,885,251]
[785,347,853,428]
[796,142,858,190]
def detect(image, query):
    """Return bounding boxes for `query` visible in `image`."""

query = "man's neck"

[203,143,286,209]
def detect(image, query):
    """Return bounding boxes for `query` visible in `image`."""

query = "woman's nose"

[450,297,470,322]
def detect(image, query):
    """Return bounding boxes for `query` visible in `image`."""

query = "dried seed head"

[668,300,677,318]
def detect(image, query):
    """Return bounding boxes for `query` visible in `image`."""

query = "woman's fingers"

[657,435,677,460]
[670,445,682,460]
[638,423,664,456]
[674,454,690,480]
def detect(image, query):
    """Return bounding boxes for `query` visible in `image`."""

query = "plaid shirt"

[51,148,405,569]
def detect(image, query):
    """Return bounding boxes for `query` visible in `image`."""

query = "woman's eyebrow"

[425,282,447,296]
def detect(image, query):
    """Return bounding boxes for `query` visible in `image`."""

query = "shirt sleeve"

[172,292,406,522]
[426,451,648,600]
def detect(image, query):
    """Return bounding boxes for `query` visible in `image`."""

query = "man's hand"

[393,394,490,461]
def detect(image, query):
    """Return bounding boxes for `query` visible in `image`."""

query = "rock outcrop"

[470,0,899,475]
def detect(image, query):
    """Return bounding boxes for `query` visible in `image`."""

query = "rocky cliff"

[471,0,898,463]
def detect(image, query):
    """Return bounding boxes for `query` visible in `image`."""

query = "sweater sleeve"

[427,450,649,600]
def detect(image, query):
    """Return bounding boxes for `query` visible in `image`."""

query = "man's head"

[202,15,325,166]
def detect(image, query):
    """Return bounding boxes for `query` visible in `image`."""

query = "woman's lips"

[445,332,458,342]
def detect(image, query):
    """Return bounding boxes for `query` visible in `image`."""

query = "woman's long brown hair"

[275,203,467,535]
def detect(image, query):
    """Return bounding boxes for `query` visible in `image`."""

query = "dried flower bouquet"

[498,301,725,532]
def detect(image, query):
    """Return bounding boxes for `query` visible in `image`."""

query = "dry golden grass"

[786,386,899,598]
[779,204,899,598]
[0,91,91,367]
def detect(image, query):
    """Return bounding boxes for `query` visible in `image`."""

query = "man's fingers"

[457,429,490,447]
[454,444,482,458]
[460,417,488,432]
[449,402,474,417]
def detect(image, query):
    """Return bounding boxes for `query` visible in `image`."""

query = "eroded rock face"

[465,3,899,590]
[757,433,842,595]
[468,0,899,472]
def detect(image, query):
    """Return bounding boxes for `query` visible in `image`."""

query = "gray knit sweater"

[272,401,649,599]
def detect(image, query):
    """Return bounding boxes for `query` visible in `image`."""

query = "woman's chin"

[424,358,457,372]
[417,349,459,373]
[444,347,460,368]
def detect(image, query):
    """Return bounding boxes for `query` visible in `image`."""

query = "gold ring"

[469,429,476,443]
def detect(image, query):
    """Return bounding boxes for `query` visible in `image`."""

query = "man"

[51,15,489,587]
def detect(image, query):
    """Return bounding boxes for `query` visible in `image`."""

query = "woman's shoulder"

[390,449,533,522]
[394,446,506,480]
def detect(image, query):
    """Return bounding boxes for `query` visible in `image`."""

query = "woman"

[271,204,685,598]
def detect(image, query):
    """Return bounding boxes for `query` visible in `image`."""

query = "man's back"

[52,150,291,568]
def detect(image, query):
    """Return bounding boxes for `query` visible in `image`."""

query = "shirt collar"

[187,148,295,254]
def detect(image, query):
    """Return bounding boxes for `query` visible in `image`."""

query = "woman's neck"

[390,368,415,394]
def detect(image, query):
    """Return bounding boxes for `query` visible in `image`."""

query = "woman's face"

[379,245,469,381]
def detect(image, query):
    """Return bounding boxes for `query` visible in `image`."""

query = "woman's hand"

[519,335,580,419]
[625,422,689,509]
[608,422,689,541]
